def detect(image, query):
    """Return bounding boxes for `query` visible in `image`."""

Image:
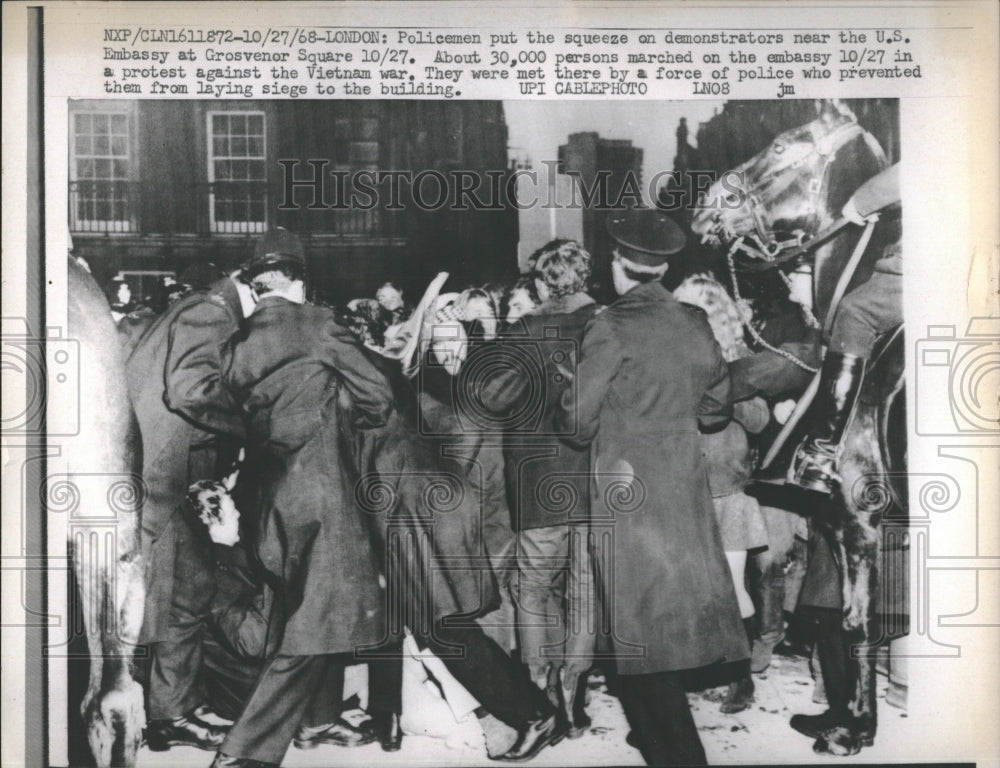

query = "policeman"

[214,229,397,768]
[127,255,254,752]
[776,164,902,494]
[557,209,748,766]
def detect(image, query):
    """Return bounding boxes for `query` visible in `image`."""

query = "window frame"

[69,106,136,232]
[205,110,269,234]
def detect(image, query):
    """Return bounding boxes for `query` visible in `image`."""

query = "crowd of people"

[99,167,903,768]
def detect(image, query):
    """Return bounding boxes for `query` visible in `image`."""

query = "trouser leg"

[220,654,328,764]
[199,627,262,722]
[619,670,706,767]
[515,526,569,685]
[300,660,344,729]
[561,526,595,722]
[366,642,404,717]
[829,268,903,357]
[420,618,552,730]
[754,505,799,648]
[814,609,851,720]
[147,514,215,720]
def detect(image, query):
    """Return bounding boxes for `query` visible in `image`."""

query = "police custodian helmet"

[244,227,306,278]
[606,208,686,267]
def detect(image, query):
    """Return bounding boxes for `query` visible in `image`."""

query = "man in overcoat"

[476,239,599,737]
[127,261,254,750]
[214,229,395,768]
[556,209,749,766]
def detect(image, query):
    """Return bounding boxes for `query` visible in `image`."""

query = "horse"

[65,256,146,767]
[690,100,906,756]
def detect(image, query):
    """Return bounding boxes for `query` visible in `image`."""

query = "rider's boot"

[757,352,866,495]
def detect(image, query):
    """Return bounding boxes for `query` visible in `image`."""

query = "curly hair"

[528,239,592,299]
[186,479,229,528]
[673,273,752,362]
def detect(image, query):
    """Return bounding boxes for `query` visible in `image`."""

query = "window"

[207,112,267,233]
[70,111,133,232]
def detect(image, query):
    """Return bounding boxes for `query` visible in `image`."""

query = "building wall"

[69,99,517,305]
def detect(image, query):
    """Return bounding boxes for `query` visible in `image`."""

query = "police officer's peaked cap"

[606,208,686,266]
[246,227,306,277]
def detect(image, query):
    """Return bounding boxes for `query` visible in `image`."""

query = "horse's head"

[691,101,884,260]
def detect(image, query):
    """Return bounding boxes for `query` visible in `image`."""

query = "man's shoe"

[364,711,403,752]
[790,710,843,740]
[146,715,227,751]
[293,718,378,749]
[495,714,564,762]
[209,753,277,768]
[720,676,755,714]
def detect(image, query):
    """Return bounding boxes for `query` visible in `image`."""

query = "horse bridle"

[710,118,887,372]
[715,118,886,264]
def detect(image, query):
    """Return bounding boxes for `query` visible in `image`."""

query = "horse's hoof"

[812,726,864,756]
[720,677,755,714]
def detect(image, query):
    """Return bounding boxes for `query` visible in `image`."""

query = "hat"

[606,208,686,266]
[245,227,306,277]
[179,261,226,289]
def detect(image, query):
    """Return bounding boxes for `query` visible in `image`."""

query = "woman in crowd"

[673,273,770,714]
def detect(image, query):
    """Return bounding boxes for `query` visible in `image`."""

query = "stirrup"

[788,441,841,494]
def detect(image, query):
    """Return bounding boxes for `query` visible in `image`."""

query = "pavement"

[137,649,911,766]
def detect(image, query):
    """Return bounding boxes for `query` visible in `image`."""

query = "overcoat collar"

[207,276,247,319]
[531,291,596,316]
[616,280,672,306]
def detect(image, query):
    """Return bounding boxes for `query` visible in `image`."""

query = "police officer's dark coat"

[557,281,749,675]
[224,296,392,655]
[477,292,599,531]
[126,277,245,643]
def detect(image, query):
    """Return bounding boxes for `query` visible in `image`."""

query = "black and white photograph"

[59,95,912,767]
[1,4,998,768]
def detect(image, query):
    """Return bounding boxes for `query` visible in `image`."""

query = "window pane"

[92,113,109,133]
[111,114,127,134]
[93,159,111,178]
[75,135,92,155]
[94,134,110,155]
[111,135,127,156]
[208,112,266,230]
[112,159,128,179]
[76,158,94,178]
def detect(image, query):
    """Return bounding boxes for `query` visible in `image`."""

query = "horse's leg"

[106,483,147,768]
[74,531,112,768]
[74,515,146,767]
[813,411,883,756]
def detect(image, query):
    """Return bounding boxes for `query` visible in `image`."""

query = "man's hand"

[842,197,881,226]
[773,398,796,425]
